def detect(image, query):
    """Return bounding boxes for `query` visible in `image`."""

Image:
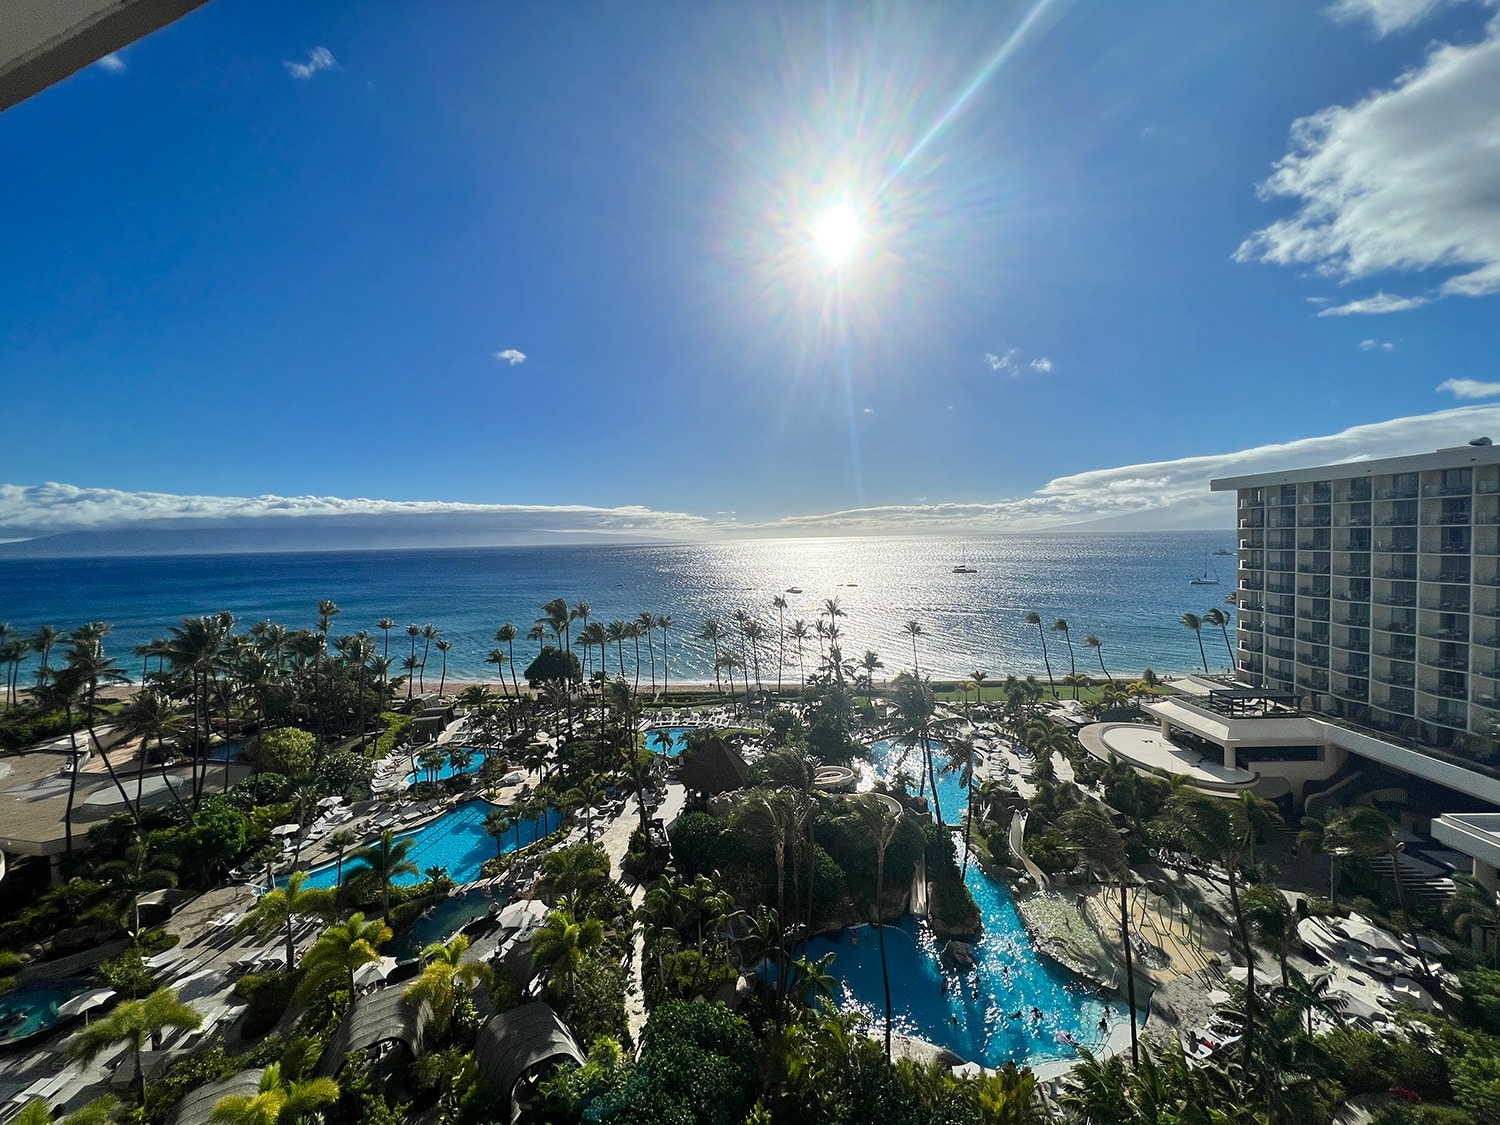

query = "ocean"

[0,531,1237,686]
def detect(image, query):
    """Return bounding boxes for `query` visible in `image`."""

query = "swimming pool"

[643,726,693,757]
[395,887,500,959]
[298,801,561,890]
[0,976,93,1045]
[805,740,1132,1066]
[405,746,485,786]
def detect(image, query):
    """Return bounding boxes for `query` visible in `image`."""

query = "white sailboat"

[1189,553,1219,586]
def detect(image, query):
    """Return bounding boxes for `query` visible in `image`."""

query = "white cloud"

[0,483,712,539]
[493,349,527,366]
[1358,338,1398,350]
[1237,20,1500,302]
[1438,378,1500,399]
[983,349,1018,373]
[750,405,1500,534]
[10,408,1500,542]
[1317,292,1430,316]
[285,47,337,80]
[96,52,126,73]
[1030,357,1053,373]
[1329,0,1453,35]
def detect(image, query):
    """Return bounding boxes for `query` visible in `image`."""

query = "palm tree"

[484,648,510,694]
[1203,607,1235,669]
[209,1062,338,1125]
[434,638,452,695]
[67,988,201,1105]
[572,601,593,679]
[860,651,885,709]
[532,908,604,996]
[11,1095,118,1125]
[376,617,395,659]
[417,624,440,692]
[886,672,943,825]
[1168,790,1255,1067]
[902,619,923,675]
[606,621,631,682]
[742,619,765,693]
[789,619,810,692]
[698,619,726,694]
[638,611,658,695]
[495,623,520,697]
[296,913,392,1004]
[400,654,420,701]
[118,688,186,814]
[406,622,421,667]
[1051,619,1078,700]
[1243,885,1296,987]
[1445,873,1500,963]
[969,668,989,713]
[1237,789,1283,866]
[30,624,61,691]
[329,828,358,888]
[97,837,178,938]
[403,933,493,1037]
[841,795,912,1064]
[657,613,672,698]
[1316,805,1431,975]
[349,829,418,918]
[63,641,139,824]
[1024,612,1057,698]
[1084,635,1111,682]
[1181,612,1209,673]
[772,595,788,695]
[241,869,336,969]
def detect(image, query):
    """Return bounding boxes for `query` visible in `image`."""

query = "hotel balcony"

[1424,482,1473,498]
[1238,635,1263,654]
[1378,487,1419,501]
[1335,488,1373,503]
[1419,621,1469,643]
[1419,704,1468,729]
[1373,540,1417,553]
[1333,560,1372,578]
[1334,655,1370,676]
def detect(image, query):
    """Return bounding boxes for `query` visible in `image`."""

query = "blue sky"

[2,0,1499,544]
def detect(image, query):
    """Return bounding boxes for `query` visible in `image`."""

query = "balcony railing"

[1337,683,1370,701]
[1424,483,1472,497]
[1420,706,1468,728]
[1425,512,1471,526]
[1335,659,1370,676]
[1378,488,1418,501]
[1335,489,1372,503]
[1427,683,1469,701]
[1430,655,1470,671]
[1264,625,1294,639]
[1379,569,1418,582]
[1298,564,1331,575]
[1373,541,1416,553]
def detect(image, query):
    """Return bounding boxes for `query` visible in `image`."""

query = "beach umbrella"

[1207,989,1232,1006]
[1413,934,1451,957]
[58,988,116,1021]
[317,796,345,810]
[1340,919,1405,955]
[353,961,388,988]
[271,823,301,838]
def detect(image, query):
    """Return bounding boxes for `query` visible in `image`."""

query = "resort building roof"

[165,1068,265,1125]
[678,737,748,797]
[1077,722,1258,793]
[474,1002,583,1117]
[317,988,430,1078]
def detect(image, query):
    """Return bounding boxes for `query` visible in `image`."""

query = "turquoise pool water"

[0,976,92,1044]
[806,740,1130,1067]
[644,726,693,757]
[299,801,560,890]
[405,747,484,786]
[396,887,499,959]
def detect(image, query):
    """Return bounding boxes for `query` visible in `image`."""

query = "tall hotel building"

[1212,441,1500,761]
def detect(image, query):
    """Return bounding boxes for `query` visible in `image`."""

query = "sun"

[812,202,861,266]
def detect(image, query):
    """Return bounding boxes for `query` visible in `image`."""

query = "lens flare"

[813,202,861,266]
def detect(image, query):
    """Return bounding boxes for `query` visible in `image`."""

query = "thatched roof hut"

[475,1003,583,1122]
[166,1069,265,1125]
[317,989,430,1078]
[678,737,747,798]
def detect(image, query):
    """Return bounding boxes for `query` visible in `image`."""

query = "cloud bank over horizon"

[5,407,1500,548]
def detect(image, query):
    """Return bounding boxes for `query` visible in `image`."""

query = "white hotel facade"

[1116,442,1500,888]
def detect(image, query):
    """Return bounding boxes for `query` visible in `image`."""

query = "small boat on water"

[1189,553,1219,586]
[785,587,803,594]
[952,564,978,574]
[1211,548,1232,556]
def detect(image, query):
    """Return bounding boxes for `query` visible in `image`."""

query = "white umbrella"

[352,961,388,988]
[1341,920,1406,955]
[271,823,301,838]
[58,988,115,1019]
[1414,934,1451,957]
[1207,989,1233,1006]
[317,796,345,810]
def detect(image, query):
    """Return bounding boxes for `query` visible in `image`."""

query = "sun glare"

[812,202,861,266]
